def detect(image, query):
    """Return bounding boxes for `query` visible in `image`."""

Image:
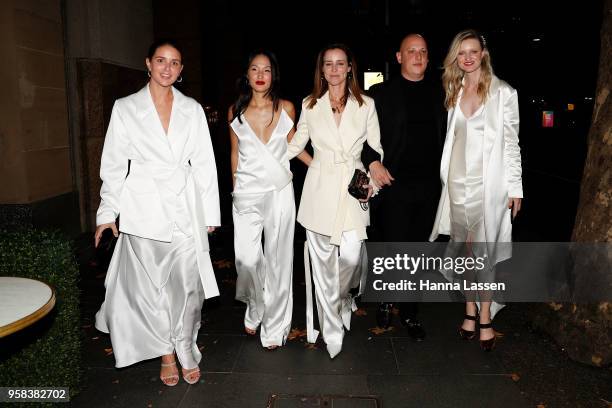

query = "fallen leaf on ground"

[354,308,367,316]
[369,326,395,335]
[591,355,603,366]
[213,259,234,269]
[287,328,307,341]
[104,348,113,356]
[305,343,318,350]
[509,373,520,382]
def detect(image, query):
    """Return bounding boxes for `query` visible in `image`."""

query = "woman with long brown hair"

[287,43,384,358]
[430,29,523,351]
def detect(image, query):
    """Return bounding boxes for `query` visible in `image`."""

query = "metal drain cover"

[267,394,380,407]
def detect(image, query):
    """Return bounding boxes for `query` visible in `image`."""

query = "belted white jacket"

[96,84,221,297]
[288,92,384,245]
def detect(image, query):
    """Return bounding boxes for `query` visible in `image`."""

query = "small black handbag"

[348,169,370,210]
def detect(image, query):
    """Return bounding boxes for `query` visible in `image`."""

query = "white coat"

[430,76,522,265]
[96,84,221,297]
[287,92,384,246]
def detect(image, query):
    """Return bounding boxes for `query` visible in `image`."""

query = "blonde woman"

[288,44,383,358]
[430,30,522,351]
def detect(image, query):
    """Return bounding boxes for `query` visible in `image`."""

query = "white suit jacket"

[96,84,221,242]
[430,76,522,265]
[288,91,384,245]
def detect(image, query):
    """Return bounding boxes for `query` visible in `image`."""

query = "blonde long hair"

[442,29,493,110]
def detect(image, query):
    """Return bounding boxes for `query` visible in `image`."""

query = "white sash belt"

[130,161,219,299]
[311,150,359,246]
[303,242,319,343]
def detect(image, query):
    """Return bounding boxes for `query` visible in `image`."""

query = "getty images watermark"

[361,242,612,303]
[371,253,504,292]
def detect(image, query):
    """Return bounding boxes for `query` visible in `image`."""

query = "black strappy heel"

[458,314,478,340]
[479,321,496,351]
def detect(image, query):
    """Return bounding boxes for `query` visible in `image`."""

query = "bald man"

[362,33,447,341]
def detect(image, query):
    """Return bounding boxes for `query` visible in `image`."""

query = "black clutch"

[348,169,370,200]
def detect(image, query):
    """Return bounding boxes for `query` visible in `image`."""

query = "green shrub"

[0,229,81,396]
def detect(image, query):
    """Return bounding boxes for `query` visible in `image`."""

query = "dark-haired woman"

[229,50,311,349]
[94,40,220,385]
[287,44,383,358]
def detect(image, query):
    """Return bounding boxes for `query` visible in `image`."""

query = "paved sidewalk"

[73,236,537,408]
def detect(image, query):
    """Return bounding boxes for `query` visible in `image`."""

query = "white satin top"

[230,109,294,194]
[448,104,485,236]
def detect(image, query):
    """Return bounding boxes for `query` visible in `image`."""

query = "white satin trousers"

[233,184,295,347]
[305,229,365,358]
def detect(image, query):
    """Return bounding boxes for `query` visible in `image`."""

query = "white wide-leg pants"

[305,229,365,358]
[233,184,295,347]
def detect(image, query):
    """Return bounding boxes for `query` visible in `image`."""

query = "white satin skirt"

[305,229,365,358]
[95,229,204,369]
[232,184,295,347]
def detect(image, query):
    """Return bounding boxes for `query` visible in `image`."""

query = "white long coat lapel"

[134,85,172,158]
[167,90,192,160]
[482,77,502,183]
[134,85,191,162]
[440,87,462,185]
[339,97,359,152]
[316,91,343,151]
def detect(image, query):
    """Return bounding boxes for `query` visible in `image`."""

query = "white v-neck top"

[230,109,293,194]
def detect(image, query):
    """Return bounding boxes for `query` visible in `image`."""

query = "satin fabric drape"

[446,104,503,317]
[95,229,204,369]
[430,76,522,269]
[448,105,485,241]
[233,184,295,347]
[230,108,295,347]
[305,229,364,358]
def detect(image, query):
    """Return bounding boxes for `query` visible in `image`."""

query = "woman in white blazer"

[288,44,384,358]
[430,30,522,351]
[94,40,220,385]
[229,50,311,350]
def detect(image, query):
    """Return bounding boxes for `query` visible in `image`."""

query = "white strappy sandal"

[160,361,179,386]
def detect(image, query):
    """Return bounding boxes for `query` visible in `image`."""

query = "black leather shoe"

[403,319,426,341]
[376,303,392,329]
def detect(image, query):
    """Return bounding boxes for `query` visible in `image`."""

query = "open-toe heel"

[458,314,478,340]
[160,361,179,387]
[479,322,496,351]
[182,366,201,385]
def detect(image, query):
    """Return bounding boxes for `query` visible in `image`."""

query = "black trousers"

[370,186,439,321]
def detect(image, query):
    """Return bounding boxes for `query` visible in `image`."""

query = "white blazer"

[96,84,221,241]
[288,91,384,245]
[430,76,522,265]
